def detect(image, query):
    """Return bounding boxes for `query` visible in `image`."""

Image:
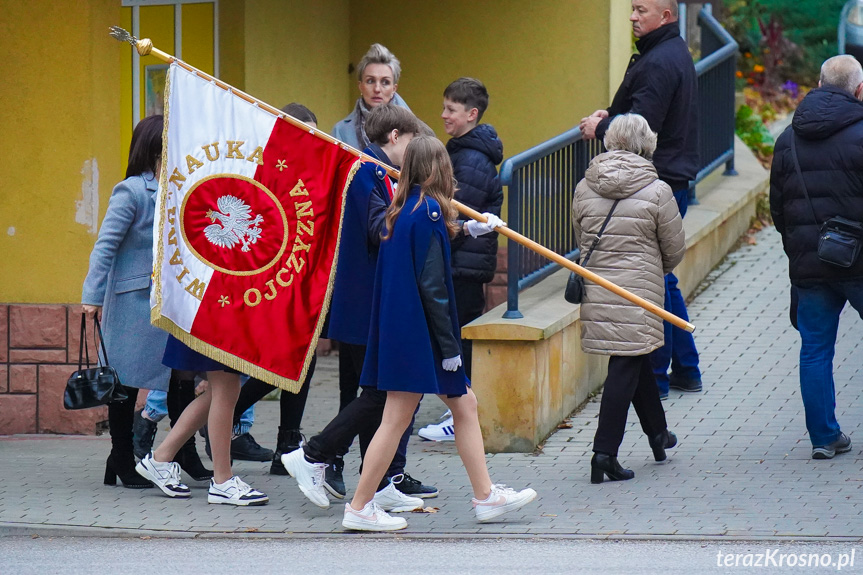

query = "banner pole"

[110,27,695,334]
[453,203,695,333]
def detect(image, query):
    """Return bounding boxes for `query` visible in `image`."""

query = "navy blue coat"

[596,22,698,189]
[360,187,468,395]
[770,86,863,285]
[448,124,504,283]
[326,145,394,345]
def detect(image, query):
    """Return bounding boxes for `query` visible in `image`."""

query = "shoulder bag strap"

[581,199,620,268]
[93,316,111,368]
[78,313,89,371]
[789,134,820,225]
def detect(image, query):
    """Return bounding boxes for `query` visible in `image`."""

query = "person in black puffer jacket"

[770,55,863,460]
[419,78,504,443]
[442,78,504,378]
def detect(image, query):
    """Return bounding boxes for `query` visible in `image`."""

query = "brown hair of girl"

[384,135,459,239]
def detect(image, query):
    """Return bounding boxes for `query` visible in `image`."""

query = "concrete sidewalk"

[1,228,861,539]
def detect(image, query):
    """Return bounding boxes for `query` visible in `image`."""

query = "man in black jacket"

[580,0,701,399]
[770,55,863,460]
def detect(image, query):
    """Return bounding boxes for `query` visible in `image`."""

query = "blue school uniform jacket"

[360,186,468,395]
[326,145,394,345]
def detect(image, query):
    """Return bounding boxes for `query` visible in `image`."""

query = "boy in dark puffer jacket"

[419,77,504,442]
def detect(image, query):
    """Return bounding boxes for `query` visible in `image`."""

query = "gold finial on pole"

[108,26,165,60]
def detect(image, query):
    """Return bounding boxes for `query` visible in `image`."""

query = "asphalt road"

[2,537,860,574]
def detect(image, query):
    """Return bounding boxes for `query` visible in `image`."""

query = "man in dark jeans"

[770,55,863,460]
[580,0,701,399]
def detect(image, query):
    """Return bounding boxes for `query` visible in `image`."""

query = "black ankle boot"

[105,452,152,489]
[270,428,302,475]
[590,452,635,484]
[174,436,213,481]
[648,430,678,462]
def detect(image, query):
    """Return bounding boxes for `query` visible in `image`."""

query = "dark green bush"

[719,0,847,86]
[735,104,775,162]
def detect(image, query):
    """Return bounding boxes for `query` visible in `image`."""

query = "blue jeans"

[796,280,863,447]
[143,387,255,433]
[649,188,701,394]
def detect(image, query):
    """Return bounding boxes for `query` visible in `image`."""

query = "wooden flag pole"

[452,203,696,333]
[111,28,694,333]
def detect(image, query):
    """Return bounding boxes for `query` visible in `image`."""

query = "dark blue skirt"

[162,335,234,373]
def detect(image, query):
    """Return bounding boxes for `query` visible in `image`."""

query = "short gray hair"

[656,0,679,19]
[820,55,863,95]
[603,114,658,160]
[357,43,401,84]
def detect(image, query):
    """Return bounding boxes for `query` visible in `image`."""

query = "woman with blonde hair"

[572,113,685,483]
[340,135,536,531]
[333,43,411,150]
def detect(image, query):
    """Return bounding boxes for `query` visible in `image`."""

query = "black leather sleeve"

[418,234,461,359]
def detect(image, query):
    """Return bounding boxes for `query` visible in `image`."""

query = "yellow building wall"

[0,0,123,303]
[350,0,624,157]
[242,0,351,131]
[0,0,625,305]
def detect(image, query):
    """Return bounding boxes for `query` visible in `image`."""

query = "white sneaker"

[135,453,191,498]
[373,474,424,512]
[342,501,408,531]
[472,484,537,522]
[281,448,329,508]
[418,410,455,442]
[208,476,269,506]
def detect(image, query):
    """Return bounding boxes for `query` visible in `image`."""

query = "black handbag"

[565,199,620,304]
[63,314,127,410]
[790,136,863,268]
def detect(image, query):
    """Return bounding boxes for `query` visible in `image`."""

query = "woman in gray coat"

[571,114,686,484]
[332,43,411,150]
[82,115,209,488]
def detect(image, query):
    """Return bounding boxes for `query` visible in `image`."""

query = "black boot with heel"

[167,372,213,481]
[105,385,152,488]
[648,429,678,462]
[104,452,152,488]
[590,452,635,484]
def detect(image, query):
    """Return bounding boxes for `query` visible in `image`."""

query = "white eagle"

[204,195,264,253]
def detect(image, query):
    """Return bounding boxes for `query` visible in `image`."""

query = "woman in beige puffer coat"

[571,113,685,484]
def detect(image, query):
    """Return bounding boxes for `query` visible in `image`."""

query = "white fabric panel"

[153,63,278,332]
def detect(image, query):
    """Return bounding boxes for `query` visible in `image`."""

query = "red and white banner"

[151,63,359,391]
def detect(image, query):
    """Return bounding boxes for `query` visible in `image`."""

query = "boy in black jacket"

[419,77,504,442]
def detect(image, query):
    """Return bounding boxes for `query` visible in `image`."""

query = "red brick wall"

[0,304,107,435]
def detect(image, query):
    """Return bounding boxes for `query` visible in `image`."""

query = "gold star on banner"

[218,296,231,308]
[276,160,288,172]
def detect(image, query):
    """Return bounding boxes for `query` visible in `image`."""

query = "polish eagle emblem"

[204,195,264,253]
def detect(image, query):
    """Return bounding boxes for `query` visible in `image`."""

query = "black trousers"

[453,278,486,379]
[306,341,413,478]
[593,354,667,456]
[232,356,316,432]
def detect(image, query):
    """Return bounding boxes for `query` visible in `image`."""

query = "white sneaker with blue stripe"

[418,410,455,442]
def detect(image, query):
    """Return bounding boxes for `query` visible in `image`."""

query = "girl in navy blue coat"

[342,136,537,531]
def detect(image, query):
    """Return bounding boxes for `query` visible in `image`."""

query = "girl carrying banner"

[341,135,537,531]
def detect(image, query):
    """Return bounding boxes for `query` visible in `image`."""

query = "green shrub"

[736,104,775,162]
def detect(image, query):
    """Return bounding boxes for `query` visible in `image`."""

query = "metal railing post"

[503,177,524,319]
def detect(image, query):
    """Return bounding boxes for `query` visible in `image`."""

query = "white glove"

[442,355,463,372]
[464,214,505,238]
